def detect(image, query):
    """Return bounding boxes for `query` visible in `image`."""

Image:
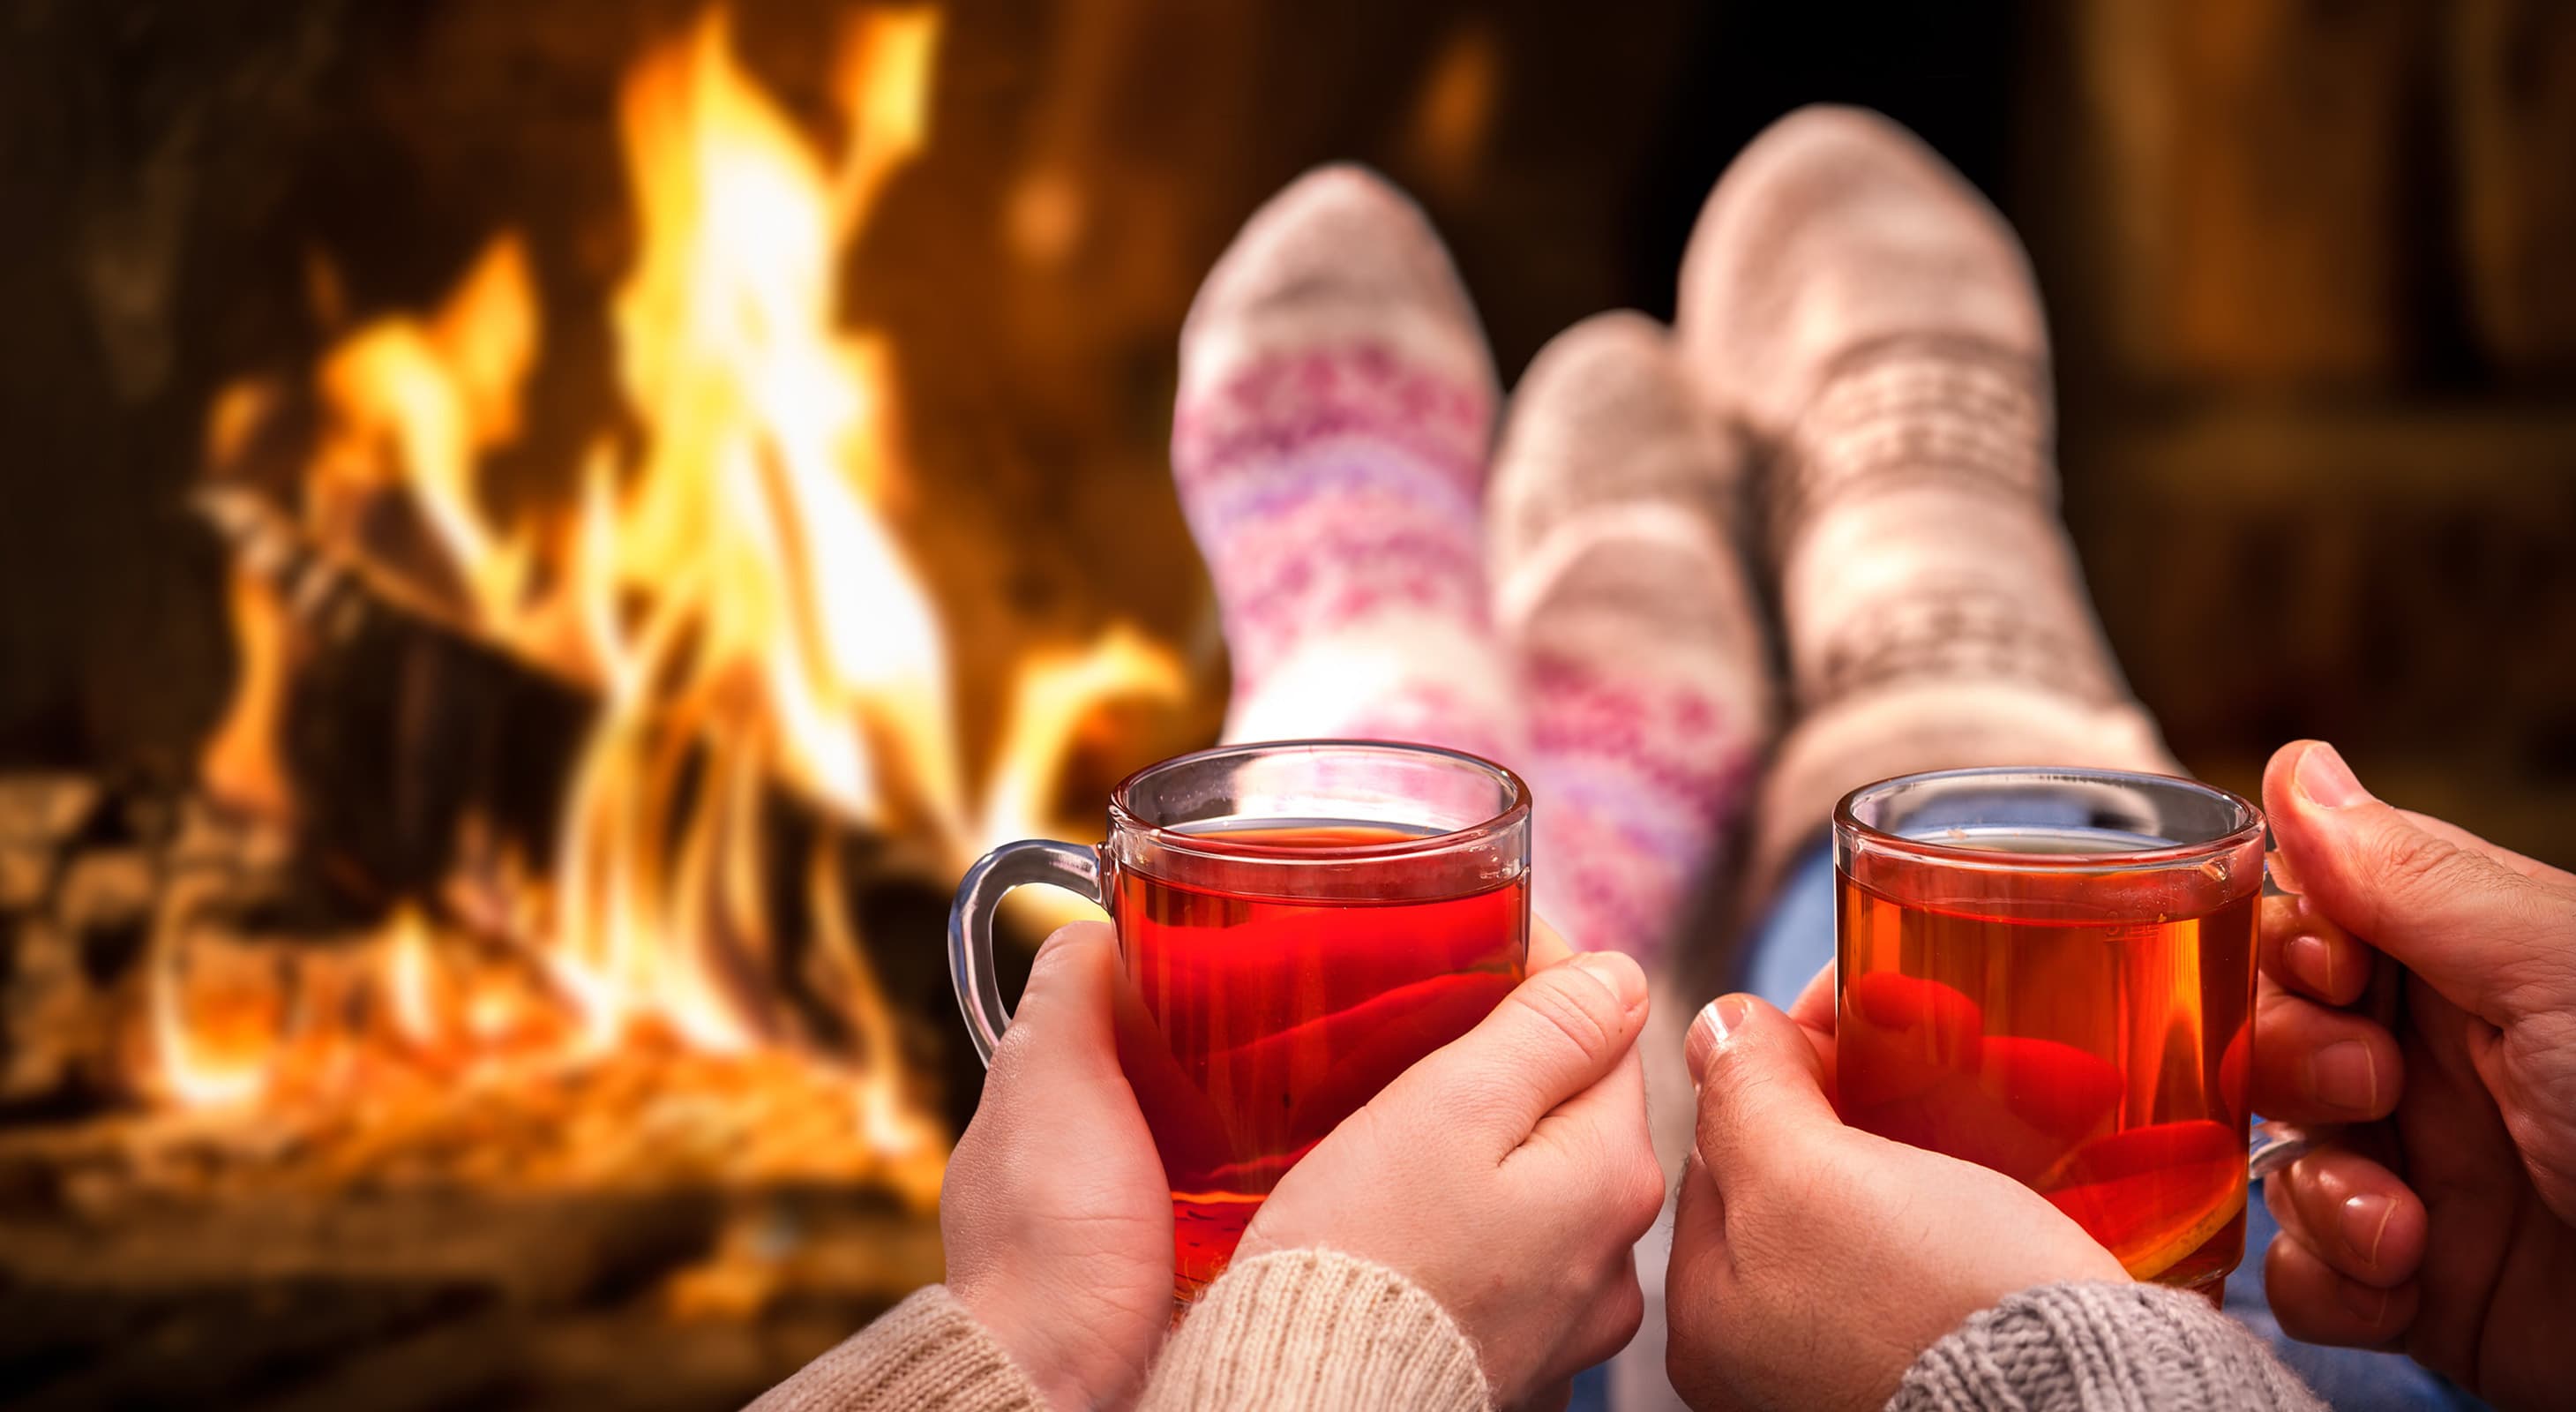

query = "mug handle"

[2245,844,2408,1181]
[2248,858,2314,1180]
[947,839,1107,1067]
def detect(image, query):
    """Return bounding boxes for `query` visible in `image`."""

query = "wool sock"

[1172,164,1522,768]
[1676,106,2179,904]
[1487,312,1775,961]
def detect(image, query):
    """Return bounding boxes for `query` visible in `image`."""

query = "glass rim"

[1832,765,2265,871]
[1108,738,1532,864]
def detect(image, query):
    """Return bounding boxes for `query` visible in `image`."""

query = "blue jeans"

[1721,841,2487,1412]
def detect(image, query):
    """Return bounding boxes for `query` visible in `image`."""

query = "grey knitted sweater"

[1895,1281,2326,1412]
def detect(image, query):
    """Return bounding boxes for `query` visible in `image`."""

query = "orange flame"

[181,4,1184,1145]
[309,236,540,627]
[199,565,297,821]
[149,934,275,1109]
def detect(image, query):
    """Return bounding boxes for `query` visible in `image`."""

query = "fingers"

[1686,994,1839,1183]
[1396,949,1650,1150]
[1786,960,1836,1029]
[1530,917,1573,970]
[1782,962,1841,1101]
[1533,1036,1650,1153]
[2250,975,2402,1122]
[1526,1047,1665,1243]
[2263,740,2573,1012]
[989,921,1124,1082]
[2258,890,2373,1008]
[2265,1216,2420,1348]
[2264,1148,2426,1289]
[2263,1145,2425,1348]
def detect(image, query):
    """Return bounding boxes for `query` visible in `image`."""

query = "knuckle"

[1622,1156,1669,1234]
[1594,1272,1646,1353]
[2372,823,2475,906]
[1514,969,1621,1063]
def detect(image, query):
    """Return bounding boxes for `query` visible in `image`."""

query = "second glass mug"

[1834,765,2321,1294]
[947,739,1532,1299]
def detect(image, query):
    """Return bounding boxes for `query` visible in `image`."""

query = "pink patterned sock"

[1172,166,1523,768]
[1489,313,1776,960]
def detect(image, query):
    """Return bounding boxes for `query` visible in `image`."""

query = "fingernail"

[2341,1194,2394,1270]
[2295,743,2370,810]
[2287,933,2338,997]
[1684,995,1749,1084]
[2308,1040,2381,1113]
[1573,950,1647,1016]
[2336,1275,2391,1326]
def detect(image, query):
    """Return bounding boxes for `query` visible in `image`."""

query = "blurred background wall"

[5,0,2572,857]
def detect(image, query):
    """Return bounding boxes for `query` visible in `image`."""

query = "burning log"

[196,485,588,910]
[0,766,945,1410]
[188,482,1082,1136]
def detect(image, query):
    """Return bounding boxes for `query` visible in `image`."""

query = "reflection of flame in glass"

[168,6,1183,1136]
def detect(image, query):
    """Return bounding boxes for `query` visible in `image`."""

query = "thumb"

[2265,740,2569,1015]
[987,920,1124,1086]
[1386,950,1649,1153]
[1686,994,1840,1184]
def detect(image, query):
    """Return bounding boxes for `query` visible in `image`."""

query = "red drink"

[1112,822,1527,1296]
[950,741,1533,1303]
[1838,825,2257,1290]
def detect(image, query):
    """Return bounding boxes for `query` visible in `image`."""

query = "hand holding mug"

[941,921,1173,1410]
[2256,740,2576,1409]
[1238,923,1667,1408]
[1665,969,2124,1412]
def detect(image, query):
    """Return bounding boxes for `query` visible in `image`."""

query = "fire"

[199,564,296,822]
[174,4,1185,1153]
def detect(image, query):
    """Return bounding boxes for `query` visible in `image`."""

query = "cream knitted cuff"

[1893,1280,2326,1412]
[745,1285,1047,1412]
[1140,1248,1491,1412]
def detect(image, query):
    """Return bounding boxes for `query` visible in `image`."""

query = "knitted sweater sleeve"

[743,1285,1046,1412]
[1138,1249,1492,1412]
[1892,1281,2326,1412]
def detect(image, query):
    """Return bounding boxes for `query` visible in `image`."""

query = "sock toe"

[1488,311,1739,575]
[1181,163,1494,403]
[1676,103,2046,434]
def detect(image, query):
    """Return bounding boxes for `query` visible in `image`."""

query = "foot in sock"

[1676,105,2178,899]
[1172,164,1523,767]
[1488,312,1776,962]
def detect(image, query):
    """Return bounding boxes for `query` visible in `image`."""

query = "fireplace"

[0,4,1232,1406]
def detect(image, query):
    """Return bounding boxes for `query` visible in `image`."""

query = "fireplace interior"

[4,2,2573,1408]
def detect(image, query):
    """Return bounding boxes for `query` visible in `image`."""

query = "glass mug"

[949,740,1531,1299]
[1833,766,2273,1293]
